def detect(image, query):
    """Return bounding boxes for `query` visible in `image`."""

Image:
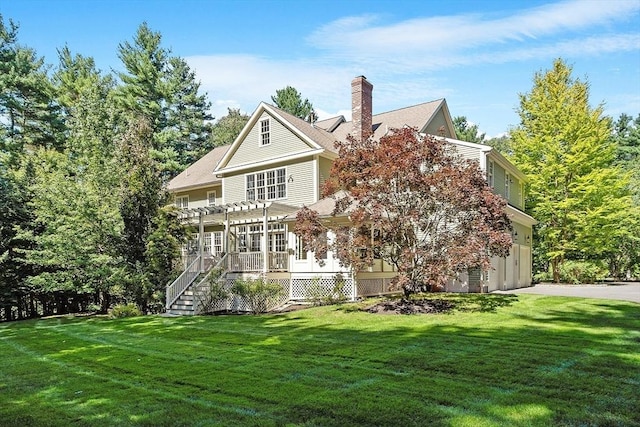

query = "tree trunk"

[552,258,561,283]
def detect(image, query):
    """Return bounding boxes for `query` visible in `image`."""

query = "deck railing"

[166,256,201,309]
[226,252,289,272]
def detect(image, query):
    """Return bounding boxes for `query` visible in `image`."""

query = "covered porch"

[176,200,297,274]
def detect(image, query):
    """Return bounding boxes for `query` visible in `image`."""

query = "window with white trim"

[505,173,511,200]
[207,191,216,207]
[296,235,308,260]
[175,195,189,209]
[260,118,270,146]
[246,167,286,201]
[487,160,494,188]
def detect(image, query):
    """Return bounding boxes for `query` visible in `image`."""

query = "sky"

[2,0,639,137]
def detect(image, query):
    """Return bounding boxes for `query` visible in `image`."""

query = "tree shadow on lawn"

[5,298,639,427]
[360,293,519,315]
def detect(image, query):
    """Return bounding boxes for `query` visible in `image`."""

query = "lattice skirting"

[193,277,290,314]
[290,274,355,301]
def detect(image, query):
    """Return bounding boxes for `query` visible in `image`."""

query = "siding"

[424,110,448,136]
[512,222,532,248]
[174,185,222,209]
[223,157,318,207]
[226,111,313,168]
[318,157,332,194]
[451,143,481,162]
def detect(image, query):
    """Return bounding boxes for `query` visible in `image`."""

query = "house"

[165,76,536,315]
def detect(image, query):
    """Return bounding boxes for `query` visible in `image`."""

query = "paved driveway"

[494,282,640,303]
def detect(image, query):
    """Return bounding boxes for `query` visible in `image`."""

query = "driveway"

[494,282,640,303]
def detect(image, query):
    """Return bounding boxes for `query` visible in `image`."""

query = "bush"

[109,303,142,318]
[559,260,605,284]
[305,276,348,306]
[231,278,284,314]
[198,269,229,314]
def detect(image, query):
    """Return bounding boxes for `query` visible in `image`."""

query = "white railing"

[227,252,264,272]
[192,254,228,315]
[166,256,201,309]
[225,252,289,272]
[269,252,288,271]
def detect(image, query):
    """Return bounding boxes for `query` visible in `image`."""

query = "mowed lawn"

[1,294,639,427]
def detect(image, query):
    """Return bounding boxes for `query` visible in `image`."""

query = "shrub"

[305,276,348,306]
[109,303,142,319]
[198,269,229,314]
[559,260,605,284]
[231,278,284,314]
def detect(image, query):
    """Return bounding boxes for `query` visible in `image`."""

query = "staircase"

[165,255,226,316]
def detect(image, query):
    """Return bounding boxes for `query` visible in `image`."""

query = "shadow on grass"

[2,296,639,427]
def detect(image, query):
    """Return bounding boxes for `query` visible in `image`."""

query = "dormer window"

[260,118,270,146]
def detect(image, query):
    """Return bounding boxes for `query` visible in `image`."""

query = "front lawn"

[1,294,638,426]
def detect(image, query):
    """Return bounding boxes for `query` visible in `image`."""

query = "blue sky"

[2,0,639,137]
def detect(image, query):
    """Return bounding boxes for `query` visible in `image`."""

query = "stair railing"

[192,253,228,315]
[166,255,201,310]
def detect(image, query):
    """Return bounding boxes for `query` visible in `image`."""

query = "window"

[207,191,216,207]
[260,118,270,146]
[487,160,494,188]
[520,182,524,207]
[295,235,308,260]
[249,225,262,252]
[269,223,287,252]
[175,195,189,209]
[246,167,286,201]
[505,173,511,200]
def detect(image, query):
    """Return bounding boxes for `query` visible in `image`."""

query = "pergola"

[174,200,298,273]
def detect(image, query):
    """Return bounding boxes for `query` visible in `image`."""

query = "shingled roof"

[329,99,446,142]
[166,145,229,192]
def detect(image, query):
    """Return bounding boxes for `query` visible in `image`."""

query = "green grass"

[1,294,639,427]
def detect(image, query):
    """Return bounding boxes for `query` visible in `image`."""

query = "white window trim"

[259,118,271,147]
[207,190,217,207]
[175,195,189,209]
[487,160,494,188]
[505,173,511,200]
[245,166,287,201]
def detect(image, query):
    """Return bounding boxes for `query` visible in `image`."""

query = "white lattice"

[194,276,290,314]
[290,275,354,301]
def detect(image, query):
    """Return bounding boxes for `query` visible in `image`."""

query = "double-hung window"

[246,167,286,201]
[487,160,494,188]
[207,191,216,207]
[260,118,270,146]
[175,195,189,209]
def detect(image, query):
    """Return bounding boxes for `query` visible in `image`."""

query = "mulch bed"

[365,298,456,315]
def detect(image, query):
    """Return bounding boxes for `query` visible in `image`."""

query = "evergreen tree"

[271,86,314,120]
[115,23,211,178]
[510,59,637,281]
[452,116,485,143]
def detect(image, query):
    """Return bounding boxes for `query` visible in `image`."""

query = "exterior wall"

[288,230,351,275]
[223,157,318,207]
[173,185,222,209]
[226,111,312,168]
[452,144,481,163]
[491,160,525,210]
[424,110,452,137]
[318,156,333,192]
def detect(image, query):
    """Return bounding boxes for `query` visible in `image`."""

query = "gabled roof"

[215,102,339,174]
[166,145,229,192]
[330,99,452,142]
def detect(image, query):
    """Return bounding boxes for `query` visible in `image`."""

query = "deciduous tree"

[295,127,512,297]
[453,116,485,143]
[510,59,637,281]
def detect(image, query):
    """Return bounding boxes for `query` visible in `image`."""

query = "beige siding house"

[165,76,535,314]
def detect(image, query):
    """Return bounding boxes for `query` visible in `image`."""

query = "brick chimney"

[351,76,373,141]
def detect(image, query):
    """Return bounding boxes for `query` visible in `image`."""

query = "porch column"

[262,206,269,274]
[223,210,229,254]
[198,212,205,272]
